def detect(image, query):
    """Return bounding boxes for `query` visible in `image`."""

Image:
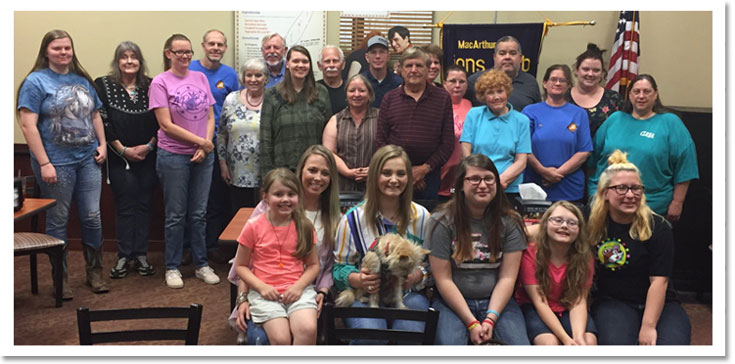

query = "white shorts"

[247,284,318,324]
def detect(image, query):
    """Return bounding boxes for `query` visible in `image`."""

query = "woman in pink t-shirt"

[438,65,473,200]
[515,201,597,345]
[234,168,319,345]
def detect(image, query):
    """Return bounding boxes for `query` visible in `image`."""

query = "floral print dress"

[217,90,261,188]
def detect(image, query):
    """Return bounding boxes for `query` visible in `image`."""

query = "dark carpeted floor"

[14,249,713,346]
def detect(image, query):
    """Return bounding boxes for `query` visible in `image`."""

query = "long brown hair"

[16,29,95,110]
[534,201,591,308]
[434,154,524,264]
[260,168,314,259]
[108,41,149,87]
[295,145,341,251]
[588,150,654,244]
[364,145,414,236]
[277,45,319,104]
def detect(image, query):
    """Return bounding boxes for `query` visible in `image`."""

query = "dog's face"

[378,234,430,277]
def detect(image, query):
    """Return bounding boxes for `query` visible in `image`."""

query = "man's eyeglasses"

[547,216,579,228]
[608,184,645,196]
[169,49,194,57]
[465,175,494,186]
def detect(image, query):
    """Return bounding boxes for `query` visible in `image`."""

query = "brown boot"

[83,245,109,294]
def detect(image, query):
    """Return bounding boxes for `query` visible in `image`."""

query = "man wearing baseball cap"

[360,35,403,108]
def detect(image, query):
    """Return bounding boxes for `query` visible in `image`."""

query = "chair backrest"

[338,191,364,213]
[76,304,203,345]
[323,303,439,345]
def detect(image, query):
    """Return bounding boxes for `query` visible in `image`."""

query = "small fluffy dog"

[335,233,430,309]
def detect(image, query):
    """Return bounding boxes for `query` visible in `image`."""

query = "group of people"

[16,27,696,346]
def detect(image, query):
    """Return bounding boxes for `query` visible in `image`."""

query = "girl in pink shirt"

[234,168,319,345]
[515,201,597,345]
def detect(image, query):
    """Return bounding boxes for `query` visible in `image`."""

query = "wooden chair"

[14,232,64,307]
[76,304,203,345]
[323,303,439,345]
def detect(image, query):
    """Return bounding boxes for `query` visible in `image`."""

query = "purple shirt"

[375,82,455,170]
[149,70,215,155]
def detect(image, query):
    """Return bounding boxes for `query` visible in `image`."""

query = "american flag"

[605,11,640,96]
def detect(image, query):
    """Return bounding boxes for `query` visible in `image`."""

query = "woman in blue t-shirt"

[522,65,593,204]
[16,29,109,298]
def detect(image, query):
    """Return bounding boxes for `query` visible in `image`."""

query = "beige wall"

[14,11,712,143]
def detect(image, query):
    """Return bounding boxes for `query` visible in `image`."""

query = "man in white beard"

[317,45,347,114]
[261,33,288,88]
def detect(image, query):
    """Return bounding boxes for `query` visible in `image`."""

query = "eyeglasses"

[547,216,579,228]
[169,49,193,57]
[548,77,568,85]
[465,175,494,186]
[608,184,645,196]
[630,88,655,96]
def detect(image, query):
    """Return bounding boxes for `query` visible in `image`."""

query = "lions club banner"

[442,23,545,77]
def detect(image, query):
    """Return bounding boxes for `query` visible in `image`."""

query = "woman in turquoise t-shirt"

[588,74,698,221]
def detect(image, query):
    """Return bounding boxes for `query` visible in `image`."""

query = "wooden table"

[14,198,63,307]
[218,207,255,244]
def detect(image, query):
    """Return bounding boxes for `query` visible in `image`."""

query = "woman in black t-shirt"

[587,150,691,345]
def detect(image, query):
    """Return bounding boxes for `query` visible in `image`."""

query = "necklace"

[308,209,320,226]
[266,213,290,268]
[245,90,263,108]
[123,83,137,99]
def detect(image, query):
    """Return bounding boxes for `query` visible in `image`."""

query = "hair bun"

[586,43,605,56]
[607,149,629,165]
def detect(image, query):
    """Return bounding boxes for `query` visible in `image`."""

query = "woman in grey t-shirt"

[427,154,529,345]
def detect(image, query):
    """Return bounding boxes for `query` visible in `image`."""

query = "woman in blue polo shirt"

[460,69,531,202]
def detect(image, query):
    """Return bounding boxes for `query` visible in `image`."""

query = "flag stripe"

[605,11,641,94]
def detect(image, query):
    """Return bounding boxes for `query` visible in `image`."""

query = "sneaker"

[135,256,156,276]
[195,266,220,285]
[109,257,128,279]
[165,269,184,289]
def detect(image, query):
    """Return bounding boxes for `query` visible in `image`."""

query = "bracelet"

[316,291,328,298]
[121,146,127,156]
[486,309,500,318]
[466,320,480,332]
[483,318,496,327]
[39,161,51,167]
[146,142,154,152]
[235,291,249,307]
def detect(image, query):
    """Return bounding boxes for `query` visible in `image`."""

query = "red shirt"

[514,243,593,313]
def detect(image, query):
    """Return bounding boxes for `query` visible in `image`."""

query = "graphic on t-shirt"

[596,238,630,271]
[453,233,502,269]
[171,84,209,121]
[49,85,96,146]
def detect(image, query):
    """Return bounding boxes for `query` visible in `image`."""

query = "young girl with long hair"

[515,201,597,345]
[234,168,319,345]
[427,154,529,345]
[587,150,691,345]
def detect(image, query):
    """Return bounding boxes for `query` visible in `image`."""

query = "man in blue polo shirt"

[189,29,240,264]
[261,33,288,88]
[361,35,403,108]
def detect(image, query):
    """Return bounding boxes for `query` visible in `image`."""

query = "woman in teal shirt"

[588,74,698,221]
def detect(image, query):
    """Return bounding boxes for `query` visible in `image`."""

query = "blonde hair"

[260,168,314,258]
[475,68,513,99]
[588,150,653,244]
[364,145,414,235]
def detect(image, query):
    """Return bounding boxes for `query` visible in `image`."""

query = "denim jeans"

[108,155,157,259]
[246,318,269,345]
[591,296,691,345]
[520,303,597,341]
[431,295,530,345]
[156,149,213,270]
[343,291,429,345]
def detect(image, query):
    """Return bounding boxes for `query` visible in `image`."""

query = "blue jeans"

[343,291,429,345]
[520,303,597,341]
[246,319,269,345]
[108,155,156,259]
[31,155,103,251]
[431,295,529,345]
[591,296,691,345]
[156,149,213,270]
